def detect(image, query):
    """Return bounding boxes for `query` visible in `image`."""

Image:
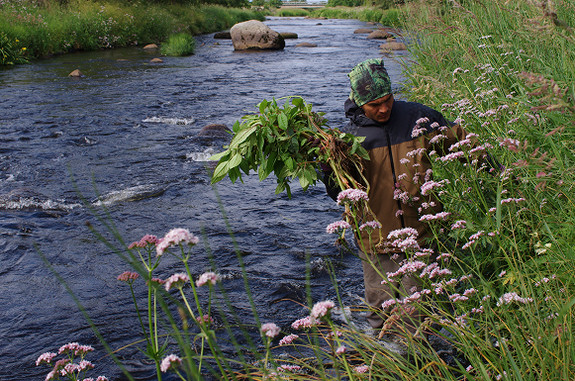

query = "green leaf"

[209,150,228,162]
[278,112,288,130]
[211,161,230,184]
[258,99,269,114]
[229,124,258,148]
[291,96,304,108]
[227,153,243,169]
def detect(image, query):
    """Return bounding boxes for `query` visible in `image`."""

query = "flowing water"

[0,17,408,379]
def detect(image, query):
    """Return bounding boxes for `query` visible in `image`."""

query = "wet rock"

[354,28,374,34]
[68,69,83,77]
[296,42,317,47]
[280,32,298,39]
[230,20,285,51]
[150,58,163,63]
[214,31,231,39]
[367,29,394,39]
[143,43,159,50]
[380,41,407,52]
[198,124,230,137]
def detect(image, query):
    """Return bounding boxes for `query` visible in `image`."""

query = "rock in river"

[230,20,285,51]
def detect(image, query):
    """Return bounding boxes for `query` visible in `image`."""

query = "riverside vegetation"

[22,0,575,380]
[0,0,264,64]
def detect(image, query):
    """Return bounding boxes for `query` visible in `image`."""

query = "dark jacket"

[339,98,467,253]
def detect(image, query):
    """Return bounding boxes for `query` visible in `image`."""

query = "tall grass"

[311,6,404,27]
[393,0,575,379]
[0,0,265,63]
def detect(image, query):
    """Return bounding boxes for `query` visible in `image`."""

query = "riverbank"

[395,1,575,379]
[0,0,265,64]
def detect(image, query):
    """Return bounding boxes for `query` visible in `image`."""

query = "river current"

[0,17,408,379]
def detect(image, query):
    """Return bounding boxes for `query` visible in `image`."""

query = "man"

[331,58,468,334]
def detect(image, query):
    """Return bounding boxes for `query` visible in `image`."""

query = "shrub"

[0,31,29,65]
[161,33,196,56]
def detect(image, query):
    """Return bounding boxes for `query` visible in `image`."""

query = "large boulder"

[230,20,285,51]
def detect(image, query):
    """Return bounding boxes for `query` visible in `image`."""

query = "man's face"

[361,94,394,123]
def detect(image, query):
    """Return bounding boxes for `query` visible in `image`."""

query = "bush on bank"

[0,0,265,64]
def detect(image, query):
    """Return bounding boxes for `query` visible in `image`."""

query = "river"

[0,17,408,380]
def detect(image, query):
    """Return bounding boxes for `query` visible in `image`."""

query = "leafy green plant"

[0,32,29,65]
[161,33,196,56]
[210,96,369,198]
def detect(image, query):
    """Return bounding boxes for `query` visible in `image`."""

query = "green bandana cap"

[348,58,392,107]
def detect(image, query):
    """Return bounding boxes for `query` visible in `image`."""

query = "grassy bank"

[394,0,575,379]
[311,5,404,27]
[0,0,265,64]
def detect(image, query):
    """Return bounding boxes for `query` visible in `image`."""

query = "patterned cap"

[348,58,392,106]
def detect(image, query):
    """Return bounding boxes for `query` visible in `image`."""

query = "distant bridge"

[280,2,327,7]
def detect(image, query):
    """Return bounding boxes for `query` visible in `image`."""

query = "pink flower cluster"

[117,271,139,283]
[496,292,534,306]
[310,300,335,320]
[36,343,107,381]
[291,300,336,331]
[336,188,369,205]
[359,220,381,232]
[128,234,159,249]
[196,314,214,325]
[196,272,220,287]
[156,228,199,256]
[420,179,449,196]
[164,273,190,291]
[419,211,451,222]
[277,364,302,373]
[58,342,94,356]
[326,220,351,234]
[160,354,182,372]
[291,316,315,330]
[261,322,281,338]
[279,333,299,346]
[462,230,485,250]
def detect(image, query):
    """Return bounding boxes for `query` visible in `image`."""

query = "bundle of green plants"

[210,96,370,198]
